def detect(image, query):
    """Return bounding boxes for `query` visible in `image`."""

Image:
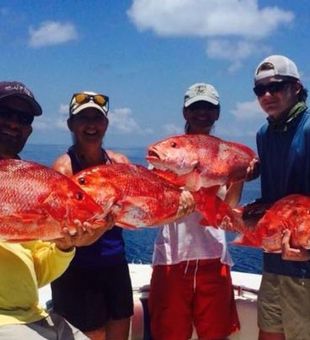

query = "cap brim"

[184,95,219,107]
[254,69,278,82]
[71,102,108,117]
[0,93,42,116]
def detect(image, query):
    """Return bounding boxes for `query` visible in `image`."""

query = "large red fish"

[147,134,257,191]
[0,159,106,241]
[233,195,310,252]
[72,163,245,230]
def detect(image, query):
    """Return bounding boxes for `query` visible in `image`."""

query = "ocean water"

[21,144,263,274]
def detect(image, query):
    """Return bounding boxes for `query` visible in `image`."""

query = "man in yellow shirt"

[0,81,107,339]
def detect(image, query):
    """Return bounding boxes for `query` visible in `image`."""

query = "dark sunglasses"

[253,81,294,97]
[71,93,109,113]
[0,109,34,126]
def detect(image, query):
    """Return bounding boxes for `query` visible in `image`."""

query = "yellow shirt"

[0,241,75,325]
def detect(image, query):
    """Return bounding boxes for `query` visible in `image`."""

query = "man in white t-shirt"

[148,83,242,340]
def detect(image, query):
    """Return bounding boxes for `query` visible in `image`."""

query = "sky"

[1,0,309,151]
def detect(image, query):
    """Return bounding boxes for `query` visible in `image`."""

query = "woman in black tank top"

[51,91,133,340]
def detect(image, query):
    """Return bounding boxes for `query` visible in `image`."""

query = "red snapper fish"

[234,195,310,252]
[147,134,257,191]
[0,159,106,241]
[72,163,245,230]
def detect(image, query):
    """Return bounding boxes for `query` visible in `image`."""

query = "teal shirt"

[257,108,310,277]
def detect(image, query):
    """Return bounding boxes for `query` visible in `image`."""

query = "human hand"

[54,213,116,250]
[281,229,310,261]
[245,157,260,181]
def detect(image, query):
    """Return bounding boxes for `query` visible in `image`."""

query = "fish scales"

[72,163,245,232]
[0,159,105,241]
[234,194,310,252]
[147,134,257,191]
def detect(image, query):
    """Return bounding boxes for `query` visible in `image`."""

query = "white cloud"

[206,39,270,72]
[128,0,294,68]
[55,117,68,130]
[34,106,154,136]
[29,21,78,47]
[231,99,264,121]
[128,0,293,39]
[32,118,49,130]
[215,99,265,143]
[54,104,69,130]
[109,107,153,135]
[162,123,183,135]
[33,103,69,132]
[59,104,69,114]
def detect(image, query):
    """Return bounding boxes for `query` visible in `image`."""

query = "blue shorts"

[51,262,133,332]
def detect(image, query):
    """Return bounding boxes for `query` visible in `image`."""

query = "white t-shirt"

[152,212,233,266]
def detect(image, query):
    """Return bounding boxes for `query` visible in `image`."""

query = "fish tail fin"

[192,186,221,226]
[193,186,245,232]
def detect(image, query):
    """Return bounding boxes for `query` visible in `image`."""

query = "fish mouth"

[146,148,161,161]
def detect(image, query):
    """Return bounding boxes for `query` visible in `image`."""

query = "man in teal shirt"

[253,55,310,340]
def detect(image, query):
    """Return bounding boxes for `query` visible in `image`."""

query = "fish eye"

[75,191,84,201]
[171,142,177,148]
[78,177,86,185]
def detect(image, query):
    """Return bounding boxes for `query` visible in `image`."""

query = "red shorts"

[148,259,240,340]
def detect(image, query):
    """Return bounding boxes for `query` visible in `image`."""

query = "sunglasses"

[0,109,34,126]
[71,93,109,113]
[253,81,294,97]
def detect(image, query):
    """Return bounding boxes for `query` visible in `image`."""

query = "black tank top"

[67,146,126,268]
[67,146,112,174]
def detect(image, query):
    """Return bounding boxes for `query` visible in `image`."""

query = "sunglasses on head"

[71,93,109,112]
[253,81,294,97]
[0,108,34,126]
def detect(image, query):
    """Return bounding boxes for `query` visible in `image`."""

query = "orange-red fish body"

[72,163,246,232]
[235,195,310,252]
[147,134,257,191]
[0,159,105,241]
[73,163,196,228]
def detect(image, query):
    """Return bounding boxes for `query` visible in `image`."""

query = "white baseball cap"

[69,91,109,117]
[184,83,220,107]
[254,55,300,82]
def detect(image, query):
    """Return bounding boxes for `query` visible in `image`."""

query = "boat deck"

[39,264,261,340]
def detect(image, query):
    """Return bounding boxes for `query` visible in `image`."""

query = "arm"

[245,157,260,181]
[23,241,75,287]
[107,150,130,164]
[52,153,73,176]
[224,181,244,208]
